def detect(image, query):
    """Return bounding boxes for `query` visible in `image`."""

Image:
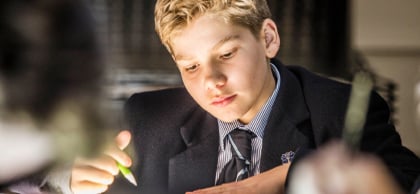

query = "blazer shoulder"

[126,87,192,106]
[286,65,351,91]
[285,65,352,116]
[123,87,199,127]
[286,66,391,118]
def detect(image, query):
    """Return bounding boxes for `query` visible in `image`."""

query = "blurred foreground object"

[288,142,404,194]
[0,0,110,188]
[288,72,405,194]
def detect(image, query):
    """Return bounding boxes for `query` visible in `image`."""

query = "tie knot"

[230,128,255,140]
[228,128,254,160]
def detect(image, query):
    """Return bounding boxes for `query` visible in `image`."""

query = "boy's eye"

[185,64,199,72]
[220,49,236,60]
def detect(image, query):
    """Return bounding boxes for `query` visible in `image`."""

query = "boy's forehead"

[173,34,241,60]
[168,14,251,53]
[171,34,253,55]
[168,14,223,40]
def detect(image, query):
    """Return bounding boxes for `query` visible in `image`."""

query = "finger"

[71,165,115,185]
[75,155,120,176]
[71,181,109,194]
[115,130,131,150]
[104,146,132,167]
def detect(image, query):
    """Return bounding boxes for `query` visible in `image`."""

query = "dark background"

[87,0,351,78]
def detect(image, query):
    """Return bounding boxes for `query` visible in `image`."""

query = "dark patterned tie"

[216,128,255,185]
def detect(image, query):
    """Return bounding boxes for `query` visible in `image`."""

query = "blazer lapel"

[168,107,219,193]
[261,62,315,171]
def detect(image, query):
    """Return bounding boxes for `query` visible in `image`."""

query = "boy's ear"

[261,18,280,58]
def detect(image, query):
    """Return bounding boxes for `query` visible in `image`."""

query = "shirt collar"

[218,63,281,148]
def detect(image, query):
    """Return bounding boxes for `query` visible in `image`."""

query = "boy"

[70,0,420,194]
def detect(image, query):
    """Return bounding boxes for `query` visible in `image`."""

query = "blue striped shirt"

[215,63,281,183]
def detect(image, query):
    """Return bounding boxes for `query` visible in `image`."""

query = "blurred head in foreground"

[0,0,108,184]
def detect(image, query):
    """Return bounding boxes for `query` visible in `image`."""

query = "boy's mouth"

[211,94,236,107]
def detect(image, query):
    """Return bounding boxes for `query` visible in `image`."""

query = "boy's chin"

[211,113,240,123]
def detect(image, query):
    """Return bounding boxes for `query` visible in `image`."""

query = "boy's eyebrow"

[174,34,240,61]
[212,34,240,51]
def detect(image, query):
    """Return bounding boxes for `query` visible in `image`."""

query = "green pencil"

[343,71,374,150]
[117,162,137,186]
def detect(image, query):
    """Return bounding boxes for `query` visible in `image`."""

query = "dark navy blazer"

[122,60,420,194]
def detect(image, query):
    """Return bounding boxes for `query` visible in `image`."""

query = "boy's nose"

[204,64,227,90]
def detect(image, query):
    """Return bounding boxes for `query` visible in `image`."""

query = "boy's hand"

[70,130,132,194]
[187,163,290,194]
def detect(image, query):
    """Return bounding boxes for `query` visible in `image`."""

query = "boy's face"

[171,14,279,123]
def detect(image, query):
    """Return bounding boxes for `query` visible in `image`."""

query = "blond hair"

[154,0,271,53]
